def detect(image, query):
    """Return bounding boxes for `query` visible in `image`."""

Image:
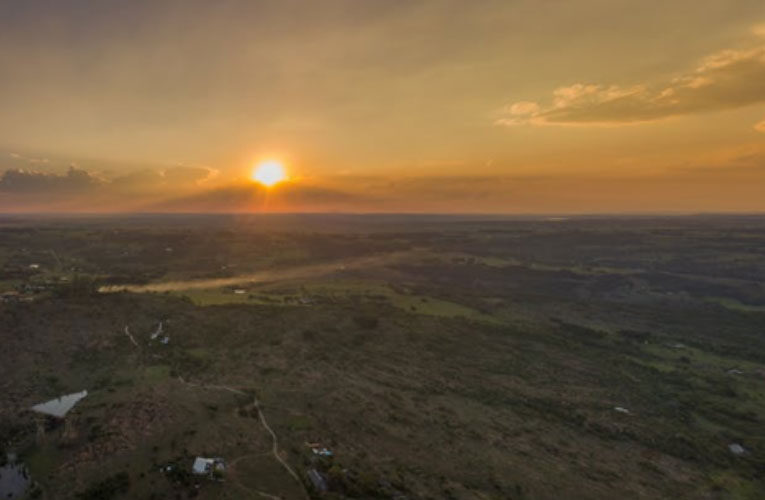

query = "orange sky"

[1,0,764,213]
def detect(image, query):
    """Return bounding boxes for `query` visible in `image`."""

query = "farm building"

[192,457,226,478]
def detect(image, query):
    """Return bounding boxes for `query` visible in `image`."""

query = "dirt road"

[123,326,139,347]
[178,377,309,499]
[99,251,413,293]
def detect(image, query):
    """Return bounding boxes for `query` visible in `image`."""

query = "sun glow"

[252,160,287,187]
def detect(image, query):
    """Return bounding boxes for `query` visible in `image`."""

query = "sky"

[1,0,765,213]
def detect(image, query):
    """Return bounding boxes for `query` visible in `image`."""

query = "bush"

[353,316,379,329]
[57,274,102,297]
[76,472,130,500]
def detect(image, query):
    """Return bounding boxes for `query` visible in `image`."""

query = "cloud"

[0,163,220,211]
[379,176,517,202]
[3,153,765,214]
[110,169,165,191]
[149,183,365,213]
[498,33,765,126]
[755,119,765,133]
[110,165,218,194]
[162,165,218,186]
[0,166,102,193]
[495,101,541,126]
[7,152,50,165]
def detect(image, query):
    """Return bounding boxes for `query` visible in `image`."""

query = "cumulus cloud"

[0,163,223,212]
[0,166,102,193]
[495,101,541,126]
[498,34,765,126]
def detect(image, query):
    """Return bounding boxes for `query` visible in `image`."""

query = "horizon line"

[3,211,765,218]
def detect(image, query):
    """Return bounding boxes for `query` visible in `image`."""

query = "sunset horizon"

[2,1,765,214]
[3,3,765,498]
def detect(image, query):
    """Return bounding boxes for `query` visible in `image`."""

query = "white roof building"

[30,390,88,418]
[729,443,747,456]
[192,457,225,476]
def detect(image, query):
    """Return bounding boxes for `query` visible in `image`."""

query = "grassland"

[1,214,764,499]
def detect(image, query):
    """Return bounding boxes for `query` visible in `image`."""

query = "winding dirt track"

[121,329,305,498]
[123,326,139,347]
[178,377,309,500]
[100,251,413,293]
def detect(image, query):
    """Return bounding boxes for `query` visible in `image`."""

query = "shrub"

[353,316,379,329]
[76,472,130,500]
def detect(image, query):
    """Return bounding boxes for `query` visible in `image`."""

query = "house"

[30,391,88,444]
[311,447,333,457]
[0,456,30,500]
[729,443,747,456]
[192,457,225,478]
[31,391,88,419]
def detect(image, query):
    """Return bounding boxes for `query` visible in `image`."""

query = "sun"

[251,160,287,187]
